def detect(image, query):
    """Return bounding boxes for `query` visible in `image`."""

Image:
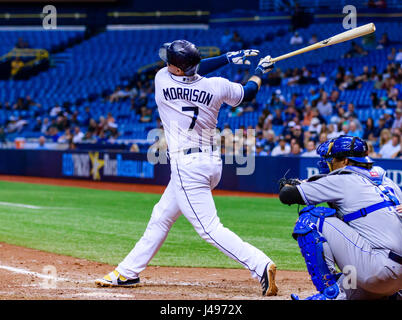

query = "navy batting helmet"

[159,40,201,76]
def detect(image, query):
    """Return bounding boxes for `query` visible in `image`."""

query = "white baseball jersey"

[116,67,274,287]
[155,67,244,153]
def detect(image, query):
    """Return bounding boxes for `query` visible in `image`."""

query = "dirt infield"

[0,242,314,300]
[0,175,313,300]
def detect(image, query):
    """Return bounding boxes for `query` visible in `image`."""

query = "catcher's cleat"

[291,293,327,300]
[260,262,278,296]
[95,270,140,288]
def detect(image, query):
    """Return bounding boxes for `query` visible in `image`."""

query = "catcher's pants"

[116,149,272,281]
[322,217,402,300]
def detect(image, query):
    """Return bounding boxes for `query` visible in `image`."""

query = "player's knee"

[150,203,175,231]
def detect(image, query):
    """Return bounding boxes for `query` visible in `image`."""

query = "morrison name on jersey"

[163,87,213,106]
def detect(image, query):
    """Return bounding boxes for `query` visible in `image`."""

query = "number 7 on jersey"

[182,106,199,130]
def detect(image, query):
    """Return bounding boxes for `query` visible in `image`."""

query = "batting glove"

[226,49,260,65]
[254,55,275,77]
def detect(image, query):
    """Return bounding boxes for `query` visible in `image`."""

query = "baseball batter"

[279,135,402,300]
[95,40,278,296]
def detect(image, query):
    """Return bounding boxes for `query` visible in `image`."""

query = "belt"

[183,145,217,155]
[389,251,402,264]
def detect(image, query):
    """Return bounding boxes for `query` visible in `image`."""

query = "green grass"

[0,181,305,270]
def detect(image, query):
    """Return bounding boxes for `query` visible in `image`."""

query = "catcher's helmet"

[159,40,201,76]
[327,135,373,163]
[316,135,373,173]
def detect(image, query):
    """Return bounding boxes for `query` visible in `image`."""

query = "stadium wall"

[1,149,401,193]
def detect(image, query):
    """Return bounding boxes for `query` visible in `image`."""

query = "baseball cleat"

[95,270,140,288]
[260,262,278,296]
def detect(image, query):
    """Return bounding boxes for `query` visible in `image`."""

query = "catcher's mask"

[317,135,374,173]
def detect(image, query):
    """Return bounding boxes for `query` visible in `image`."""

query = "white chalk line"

[0,202,43,210]
[0,201,76,211]
[0,263,261,299]
[0,264,71,281]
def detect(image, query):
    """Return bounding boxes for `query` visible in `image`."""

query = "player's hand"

[226,49,260,65]
[255,55,275,75]
[396,205,402,214]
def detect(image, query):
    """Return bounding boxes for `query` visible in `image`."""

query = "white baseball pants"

[116,149,273,281]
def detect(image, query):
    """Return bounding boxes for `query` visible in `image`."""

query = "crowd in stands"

[217,57,402,159]
[1,31,401,159]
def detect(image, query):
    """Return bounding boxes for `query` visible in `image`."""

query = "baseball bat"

[270,23,376,63]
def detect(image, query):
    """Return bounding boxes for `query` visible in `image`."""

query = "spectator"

[363,117,376,140]
[344,41,368,58]
[220,29,232,46]
[255,131,267,147]
[308,34,318,45]
[264,129,276,153]
[383,110,394,129]
[139,107,152,123]
[32,117,42,132]
[392,107,402,130]
[0,127,6,147]
[366,141,380,159]
[318,132,328,145]
[243,98,259,112]
[301,140,318,157]
[49,104,62,118]
[289,142,302,156]
[255,143,269,156]
[271,136,290,156]
[130,143,140,153]
[11,56,24,77]
[57,128,73,144]
[395,49,402,62]
[377,32,390,49]
[109,86,126,103]
[36,136,47,150]
[379,128,392,149]
[318,72,327,85]
[387,48,397,61]
[15,37,29,49]
[291,125,304,147]
[327,123,341,139]
[41,117,50,134]
[290,31,303,45]
[348,120,363,138]
[302,104,314,126]
[72,126,84,143]
[47,126,60,142]
[272,108,284,126]
[379,133,401,158]
[316,91,333,117]
[308,117,322,136]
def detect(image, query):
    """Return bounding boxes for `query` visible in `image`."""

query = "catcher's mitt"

[278,177,302,191]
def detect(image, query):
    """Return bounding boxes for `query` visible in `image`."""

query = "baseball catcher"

[279,135,402,300]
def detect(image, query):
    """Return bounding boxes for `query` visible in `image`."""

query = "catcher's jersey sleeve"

[297,173,402,253]
[296,175,344,206]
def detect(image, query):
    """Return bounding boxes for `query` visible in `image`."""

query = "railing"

[0,48,49,62]
[260,0,402,11]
